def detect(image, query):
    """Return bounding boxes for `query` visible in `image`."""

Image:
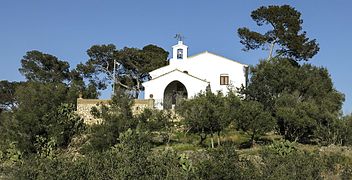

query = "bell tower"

[170,34,188,65]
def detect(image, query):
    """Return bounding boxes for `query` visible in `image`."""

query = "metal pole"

[112,59,116,97]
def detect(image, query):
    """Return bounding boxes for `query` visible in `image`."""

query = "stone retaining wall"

[76,98,155,125]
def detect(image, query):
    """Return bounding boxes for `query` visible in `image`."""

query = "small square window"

[220,75,229,85]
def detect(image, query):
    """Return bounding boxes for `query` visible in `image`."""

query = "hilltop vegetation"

[2,56,352,179]
[1,90,352,179]
[1,4,352,179]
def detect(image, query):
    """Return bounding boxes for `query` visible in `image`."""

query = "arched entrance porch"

[163,80,188,109]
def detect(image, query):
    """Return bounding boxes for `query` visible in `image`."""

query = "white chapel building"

[142,40,248,109]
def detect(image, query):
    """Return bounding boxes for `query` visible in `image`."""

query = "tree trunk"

[199,128,207,145]
[200,134,207,145]
[267,40,277,60]
[250,130,256,147]
[166,132,171,146]
[211,133,214,148]
[136,79,141,98]
[217,131,221,146]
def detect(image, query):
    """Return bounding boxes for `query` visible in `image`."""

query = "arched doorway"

[163,81,188,109]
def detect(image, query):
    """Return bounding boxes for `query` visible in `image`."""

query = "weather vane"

[174,33,185,41]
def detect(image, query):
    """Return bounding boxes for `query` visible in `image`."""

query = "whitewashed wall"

[143,70,208,109]
[143,42,248,109]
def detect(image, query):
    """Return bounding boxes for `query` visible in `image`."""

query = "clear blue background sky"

[1,1,351,114]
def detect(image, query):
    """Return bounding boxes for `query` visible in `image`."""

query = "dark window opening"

[177,49,183,59]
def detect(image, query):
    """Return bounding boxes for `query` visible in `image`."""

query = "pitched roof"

[143,68,209,84]
[188,51,248,66]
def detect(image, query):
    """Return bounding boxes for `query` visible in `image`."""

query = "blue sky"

[0,1,351,114]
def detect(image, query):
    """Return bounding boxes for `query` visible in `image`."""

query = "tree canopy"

[77,44,168,97]
[176,91,226,147]
[19,51,71,83]
[235,100,275,145]
[238,5,319,61]
[240,58,344,143]
[0,81,22,111]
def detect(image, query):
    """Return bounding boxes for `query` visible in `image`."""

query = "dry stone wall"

[76,98,155,125]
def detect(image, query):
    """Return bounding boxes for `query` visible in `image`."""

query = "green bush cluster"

[4,142,352,179]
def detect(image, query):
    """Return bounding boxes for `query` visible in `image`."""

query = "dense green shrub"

[13,129,188,179]
[260,147,352,179]
[267,140,297,156]
[260,150,323,179]
[194,146,260,179]
[5,141,352,179]
[241,58,344,144]
[135,108,173,144]
[176,91,228,147]
[86,91,136,152]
